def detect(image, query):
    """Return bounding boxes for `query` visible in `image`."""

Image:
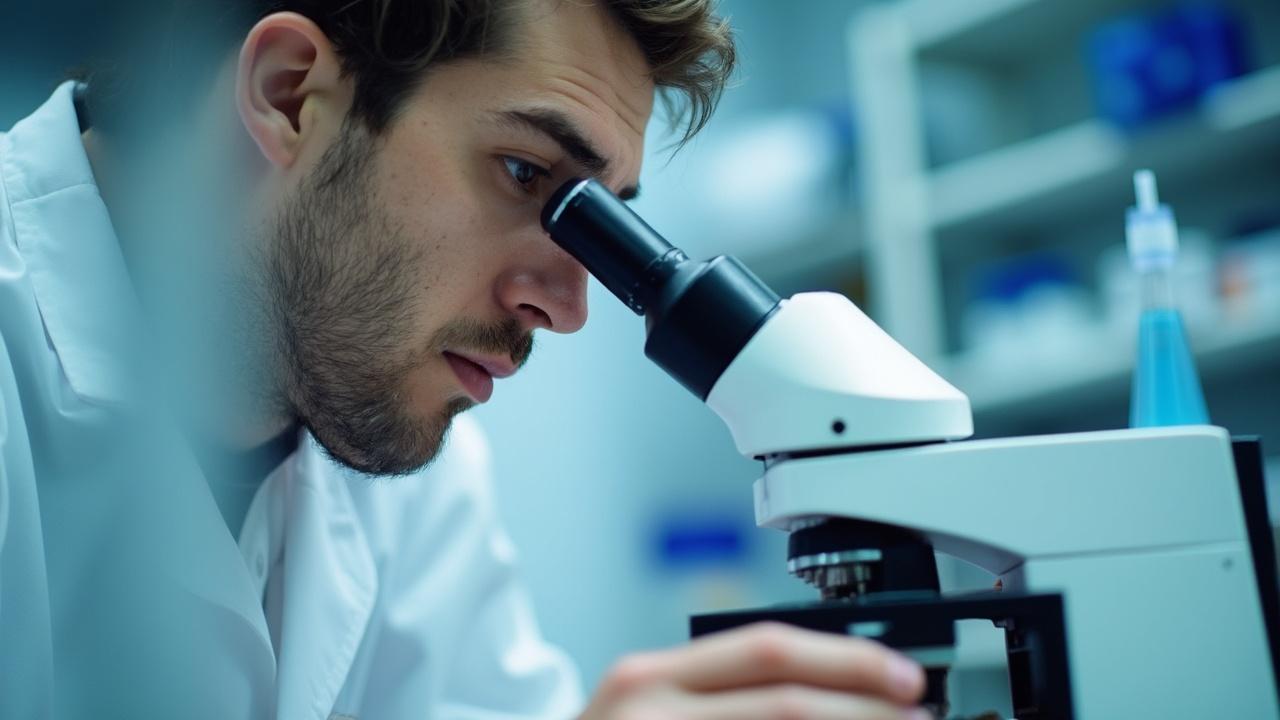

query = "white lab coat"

[0,82,583,720]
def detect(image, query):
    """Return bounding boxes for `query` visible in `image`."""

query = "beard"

[259,121,532,476]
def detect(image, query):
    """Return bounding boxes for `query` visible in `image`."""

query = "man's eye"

[501,156,549,194]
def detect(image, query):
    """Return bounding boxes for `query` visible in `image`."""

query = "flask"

[1127,169,1209,427]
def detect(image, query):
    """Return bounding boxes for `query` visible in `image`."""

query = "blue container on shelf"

[1087,2,1251,130]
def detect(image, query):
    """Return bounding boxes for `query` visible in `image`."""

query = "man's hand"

[580,622,931,720]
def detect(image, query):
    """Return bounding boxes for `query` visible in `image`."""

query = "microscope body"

[745,427,1279,718]
[692,288,1280,719]
[540,178,1280,719]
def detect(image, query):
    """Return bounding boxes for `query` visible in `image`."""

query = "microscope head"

[542,178,973,457]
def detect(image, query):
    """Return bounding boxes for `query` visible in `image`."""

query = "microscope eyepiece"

[541,178,688,315]
[541,178,780,400]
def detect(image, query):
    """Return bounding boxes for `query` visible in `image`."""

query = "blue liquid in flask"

[1130,307,1209,427]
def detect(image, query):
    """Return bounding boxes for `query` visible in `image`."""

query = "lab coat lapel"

[124,423,280,713]
[4,82,277,648]
[276,442,379,720]
[152,425,279,668]
[1,81,277,714]
[2,81,141,404]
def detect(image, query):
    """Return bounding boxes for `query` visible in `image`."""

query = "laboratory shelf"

[741,209,864,289]
[897,0,1037,51]
[928,64,1280,238]
[944,310,1280,416]
[928,120,1123,233]
[901,0,1165,60]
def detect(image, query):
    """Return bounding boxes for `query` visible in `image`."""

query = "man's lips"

[443,351,516,403]
[453,352,517,379]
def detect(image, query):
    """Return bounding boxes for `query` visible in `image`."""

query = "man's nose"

[494,241,589,334]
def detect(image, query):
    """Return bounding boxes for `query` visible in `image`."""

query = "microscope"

[542,178,1280,719]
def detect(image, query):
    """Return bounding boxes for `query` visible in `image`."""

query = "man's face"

[260,1,653,474]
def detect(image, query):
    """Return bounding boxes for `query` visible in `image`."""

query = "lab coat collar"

[275,436,379,720]
[0,81,141,404]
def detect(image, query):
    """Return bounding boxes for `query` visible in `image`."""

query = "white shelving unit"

[846,0,1280,426]
[947,309,1280,414]
[838,3,1280,704]
[930,64,1280,235]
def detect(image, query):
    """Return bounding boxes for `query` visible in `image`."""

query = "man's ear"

[235,12,347,169]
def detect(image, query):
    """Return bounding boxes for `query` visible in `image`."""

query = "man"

[0,1,930,718]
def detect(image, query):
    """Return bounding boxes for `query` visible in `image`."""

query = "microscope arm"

[755,425,1245,574]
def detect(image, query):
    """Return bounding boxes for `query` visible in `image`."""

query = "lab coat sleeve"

[349,416,585,719]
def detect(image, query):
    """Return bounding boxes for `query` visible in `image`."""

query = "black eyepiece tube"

[541,178,688,315]
[541,178,782,401]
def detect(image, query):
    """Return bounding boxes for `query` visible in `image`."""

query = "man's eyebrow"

[495,108,640,201]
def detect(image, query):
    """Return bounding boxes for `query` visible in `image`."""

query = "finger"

[658,622,925,704]
[682,684,931,720]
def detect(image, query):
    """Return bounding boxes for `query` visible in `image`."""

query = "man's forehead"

[508,0,654,185]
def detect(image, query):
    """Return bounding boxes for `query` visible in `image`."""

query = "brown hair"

[258,0,736,143]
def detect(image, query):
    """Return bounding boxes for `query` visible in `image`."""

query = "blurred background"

[5,0,1278,713]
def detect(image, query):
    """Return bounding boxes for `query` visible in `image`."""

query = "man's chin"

[308,396,473,477]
